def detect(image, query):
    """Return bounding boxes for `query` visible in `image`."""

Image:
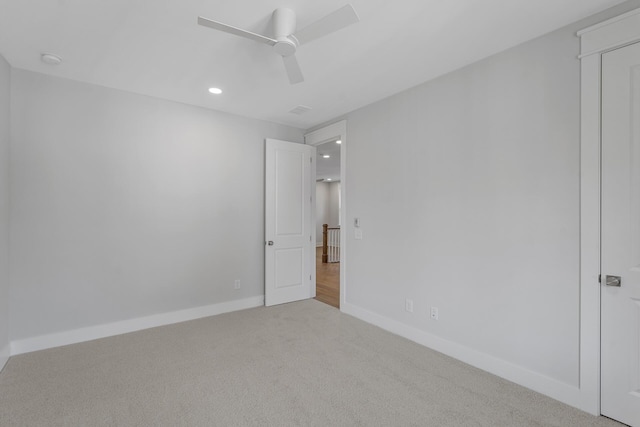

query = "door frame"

[304,120,347,308]
[578,7,640,415]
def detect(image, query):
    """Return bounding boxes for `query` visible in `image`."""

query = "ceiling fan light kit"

[198,4,359,85]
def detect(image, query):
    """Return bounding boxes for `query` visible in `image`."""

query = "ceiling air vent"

[289,105,312,115]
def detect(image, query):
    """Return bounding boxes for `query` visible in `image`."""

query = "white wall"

[0,55,10,369]
[339,0,640,406]
[327,182,340,228]
[9,70,303,342]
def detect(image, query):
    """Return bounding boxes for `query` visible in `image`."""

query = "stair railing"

[322,224,340,263]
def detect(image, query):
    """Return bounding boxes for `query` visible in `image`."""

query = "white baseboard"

[0,343,9,373]
[341,301,585,412]
[10,296,264,356]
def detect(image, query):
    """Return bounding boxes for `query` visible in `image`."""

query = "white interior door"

[601,41,640,427]
[265,139,315,306]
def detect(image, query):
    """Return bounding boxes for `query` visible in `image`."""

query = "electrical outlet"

[430,306,439,320]
[405,299,414,313]
[234,279,241,290]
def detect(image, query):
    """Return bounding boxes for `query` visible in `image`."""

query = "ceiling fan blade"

[293,4,359,46]
[198,16,276,46]
[282,55,304,84]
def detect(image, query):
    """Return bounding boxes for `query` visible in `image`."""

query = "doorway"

[305,121,347,309]
[314,139,341,308]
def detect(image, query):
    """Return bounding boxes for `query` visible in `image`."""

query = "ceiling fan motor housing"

[272,8,298,56]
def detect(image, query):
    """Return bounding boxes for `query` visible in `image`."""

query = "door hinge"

[310,274,312,280]
[598,274,601,284]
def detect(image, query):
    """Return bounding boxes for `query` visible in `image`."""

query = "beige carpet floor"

[0,299,623,426]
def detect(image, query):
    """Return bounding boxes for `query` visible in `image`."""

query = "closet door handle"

[605,275,621,287]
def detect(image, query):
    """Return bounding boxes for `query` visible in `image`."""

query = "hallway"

[315,247,339,308]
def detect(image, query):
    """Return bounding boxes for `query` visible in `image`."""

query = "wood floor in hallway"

[315,247,339,308]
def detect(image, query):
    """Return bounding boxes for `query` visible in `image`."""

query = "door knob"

[605,275,621,287]
[267,241,274,246]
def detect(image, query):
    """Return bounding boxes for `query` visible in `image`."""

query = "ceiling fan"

[198,4,359,85]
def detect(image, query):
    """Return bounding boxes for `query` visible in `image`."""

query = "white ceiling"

[0,0,627,129]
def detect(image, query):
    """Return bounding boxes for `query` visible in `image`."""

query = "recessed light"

[41,53,62,65]
[208,87,222,95]
[327,178,332,181]
[336,140,342,144]
[323,154,330,158]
